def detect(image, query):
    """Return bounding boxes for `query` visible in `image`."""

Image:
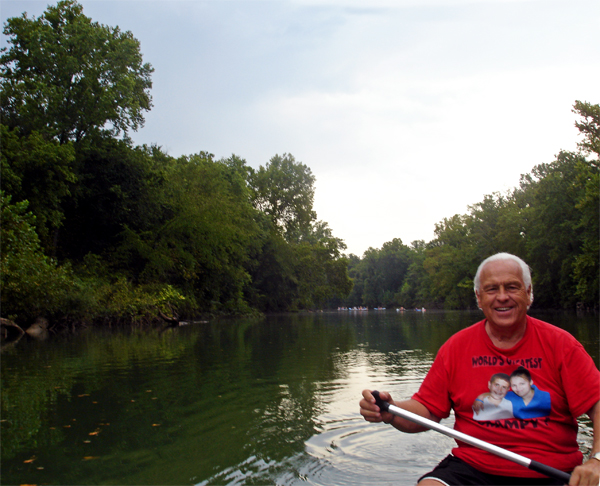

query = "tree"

[398,242,428,308]
[0,193,75,323]
[344,239,413,308]
[421,216,477,309]
[571,101,599,307]
[522,151,590,308]
[115,153,264,313]
[250,154,316,242]
[0,125,76,251]
[573,100,600,160]
[1,0,153,144]
[58,139,168,261]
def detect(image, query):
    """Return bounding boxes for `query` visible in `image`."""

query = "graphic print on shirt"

[472,366,551,421]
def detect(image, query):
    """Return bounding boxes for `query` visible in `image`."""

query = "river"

[1,310,598,485]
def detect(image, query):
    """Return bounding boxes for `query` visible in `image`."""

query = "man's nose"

[497,286,509,300]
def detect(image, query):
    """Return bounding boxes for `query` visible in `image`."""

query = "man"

[360,252,600,485]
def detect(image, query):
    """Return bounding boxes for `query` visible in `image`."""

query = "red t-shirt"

[412,315,600,477]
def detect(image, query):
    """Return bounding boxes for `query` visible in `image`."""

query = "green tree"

[58,139,168,261]
[467,193,526,259]
[398,241,428,308]
[1,0,153,144]
[573,100,600,160]
[248,231,298,311]
[345,239,413,308]
[294,239,352,310]
[116,153,263,313]
[522,152,588,308]
[570,101,599,307]
[249,222,352,312]
[250,154,316,242]
[422,215,478,309]
[0,193,75,323]
[0,125,76,251]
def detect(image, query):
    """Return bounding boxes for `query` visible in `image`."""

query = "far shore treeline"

[1,1,598,329]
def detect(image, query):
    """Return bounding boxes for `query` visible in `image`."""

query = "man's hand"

[571,401,600,485]
[360,389,395,425]
[568,457,600,486]
[360,390,439,433]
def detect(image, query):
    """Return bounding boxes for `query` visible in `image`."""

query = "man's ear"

[476,291,482,309]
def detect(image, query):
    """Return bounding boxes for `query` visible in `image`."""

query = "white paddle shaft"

[372,391,571,483]
[386,402,529,466]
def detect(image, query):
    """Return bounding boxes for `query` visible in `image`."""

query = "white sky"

[2,0,599,256]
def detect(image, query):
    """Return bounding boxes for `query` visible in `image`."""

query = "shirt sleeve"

[560,338,600,418]
[412,341,453,419]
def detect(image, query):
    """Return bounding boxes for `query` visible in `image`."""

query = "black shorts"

[418,455,568,486]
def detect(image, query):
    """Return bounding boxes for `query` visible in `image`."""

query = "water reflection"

[1,310,597,485]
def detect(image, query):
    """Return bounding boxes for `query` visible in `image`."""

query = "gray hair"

[473,253,533,304]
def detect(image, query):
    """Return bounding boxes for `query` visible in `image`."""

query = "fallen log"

[158,310,180,327]
[1,318,25,340]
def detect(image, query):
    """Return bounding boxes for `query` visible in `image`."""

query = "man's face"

[476,260,532,331]
[510,376,533,398]
[489,378,510,400]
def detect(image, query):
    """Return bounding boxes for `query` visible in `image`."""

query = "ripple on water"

[194,345,448,485]
[297,415,455,486]
[194,414,455,486]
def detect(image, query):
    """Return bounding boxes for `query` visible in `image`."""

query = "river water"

[1,310,598,485]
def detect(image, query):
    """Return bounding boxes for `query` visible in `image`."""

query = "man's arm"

[569,400,600,486]
[360,389,440,433]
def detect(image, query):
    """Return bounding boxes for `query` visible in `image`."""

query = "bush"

[0,193,76,323]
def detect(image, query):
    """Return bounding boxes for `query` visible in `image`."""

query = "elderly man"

[360,252,599,485]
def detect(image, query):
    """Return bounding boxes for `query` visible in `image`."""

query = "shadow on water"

[1,310,597,485]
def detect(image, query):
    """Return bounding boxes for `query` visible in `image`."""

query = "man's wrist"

[591,452,600,462]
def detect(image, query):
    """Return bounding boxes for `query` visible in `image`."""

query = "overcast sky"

[2,0,599,256]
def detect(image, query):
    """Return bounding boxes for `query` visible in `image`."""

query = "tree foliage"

[0,125,76,251]
[1,0,593,326]
[0,2,352,324]
[1,0,153,144]
[249,153,317,242]
[0,193,75,321]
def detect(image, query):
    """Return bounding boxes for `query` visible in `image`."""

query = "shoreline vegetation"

[1,1,598,334]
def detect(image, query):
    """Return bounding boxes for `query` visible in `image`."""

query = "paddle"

[371,391,571,484]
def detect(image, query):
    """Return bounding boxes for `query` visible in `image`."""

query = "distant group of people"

[336,306,427,312]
